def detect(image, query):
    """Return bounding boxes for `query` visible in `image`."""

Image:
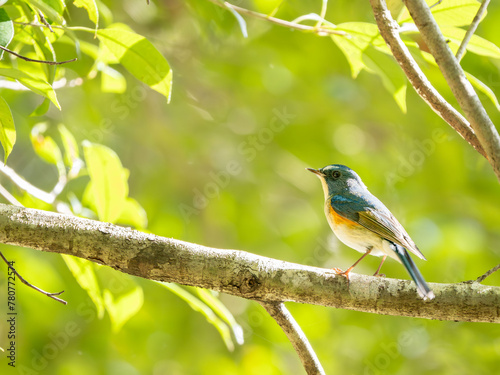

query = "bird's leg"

[334,247,372,279]
[373,255,387,277]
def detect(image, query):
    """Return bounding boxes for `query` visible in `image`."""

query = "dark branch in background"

[37,11,54,33]
[207,0,347,36]
[456,0,491,62]
[260,302,325,375]
[403,0,500,181]
[1,204,499,323]
[369,0,487,159]
[0,45,76,65]
[0,250,67,304]
[476,264,500,283]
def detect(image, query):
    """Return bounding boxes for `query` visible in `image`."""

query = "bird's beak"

[306,168,324,177]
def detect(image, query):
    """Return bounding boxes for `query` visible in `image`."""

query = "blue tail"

[393,243,435,300]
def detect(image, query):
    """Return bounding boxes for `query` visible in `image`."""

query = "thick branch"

[0,204,499,323]
[260,302,325,375]
[369,0,487,159]
[403,0,500,180]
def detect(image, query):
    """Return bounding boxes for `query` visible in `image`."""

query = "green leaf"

[331,23,406,112]
[386,0,405,21]
[158,282,237,351]
[331,22,387,78]
[196,289,244,345]
[103,286,144,333]
[117,197,148,229]
[30,122,63,167]
[0,67,60,109]
[97,25,172,101]
[0,8,14,59]
[363,47,407,112]
[28,0,65,24]
[100,65,127,93]
[63,255,105,319]
[83,141,128,223]
[0,96,16,163]
[400,0,481,27]
[30,99,51,117]
[58,124,79,168]
[465,72,500,112]
[440,26,500,59]
[73,0,99,29]
[253,0,283,15]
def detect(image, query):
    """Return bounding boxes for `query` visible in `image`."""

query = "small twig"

[0,45,76,65]
[0,184,23,207]
[260,301,325,375]
[429,0,443,9]
[37,11,54,33]
[0,163,55,203]
[0,77,85,90]
[476,264,500,283]
[207,0,347,36]
[0,250,67,305]
[369,0,487,159]
[456,0,491,62]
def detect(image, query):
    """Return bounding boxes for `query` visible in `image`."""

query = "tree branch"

[476,264,500,283]
[369,0,487,159]
[0,45,76,65]
[0,250,67,304]
[402,0,500,181]
[456,0,491,62]
[1,204,499,323]
[0,163,58,204]
[206,0,347,36]
[260,302,325,375]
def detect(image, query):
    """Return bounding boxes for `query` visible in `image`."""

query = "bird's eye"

[332,171,341,179]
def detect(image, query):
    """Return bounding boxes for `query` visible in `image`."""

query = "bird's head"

[307,164,365,199]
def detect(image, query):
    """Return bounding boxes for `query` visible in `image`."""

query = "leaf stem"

[14,21,95,33]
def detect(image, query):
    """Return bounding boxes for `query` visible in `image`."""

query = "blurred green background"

[1,0,500,374]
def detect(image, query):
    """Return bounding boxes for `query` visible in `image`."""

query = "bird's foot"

[373,273,386,278]
[332,268,350,280]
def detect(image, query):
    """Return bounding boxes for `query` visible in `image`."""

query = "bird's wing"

[330,194,426,260]
[357,209,426,260]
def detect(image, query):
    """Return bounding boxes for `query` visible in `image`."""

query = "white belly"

[327,218,401,263]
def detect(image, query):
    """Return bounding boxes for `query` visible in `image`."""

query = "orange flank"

[327,205,356,227]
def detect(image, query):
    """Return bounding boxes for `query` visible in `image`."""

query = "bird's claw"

[373,273,386,278]
[332,267,350,280]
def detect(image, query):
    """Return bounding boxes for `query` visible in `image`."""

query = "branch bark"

[260,302,325,375]
[1,204,499,323]
[402,0,500,180]
[369,0,487,159]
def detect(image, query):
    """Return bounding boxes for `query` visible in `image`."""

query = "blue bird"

[308,164,434,300]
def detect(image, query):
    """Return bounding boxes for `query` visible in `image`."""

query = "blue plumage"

[308,164,434,300]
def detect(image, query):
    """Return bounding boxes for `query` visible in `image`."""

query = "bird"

[307,164,434,300]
